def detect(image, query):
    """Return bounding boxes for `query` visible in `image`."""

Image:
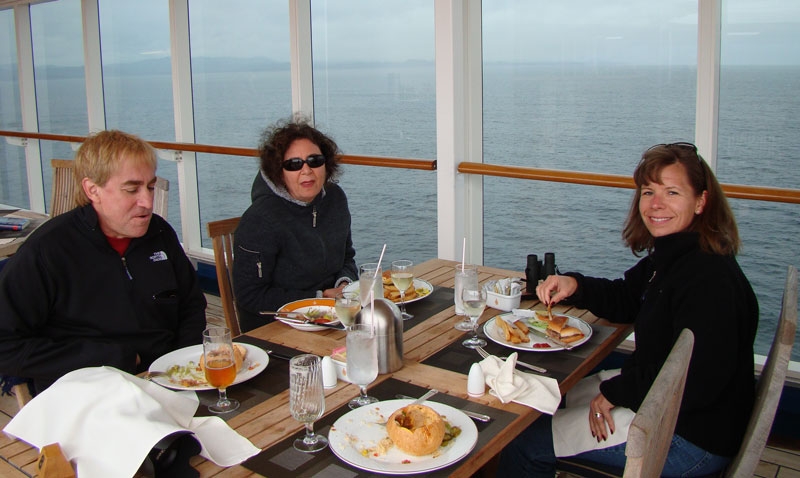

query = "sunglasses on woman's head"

[281,154,326,171]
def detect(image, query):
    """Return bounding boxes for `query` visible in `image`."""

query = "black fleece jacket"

[0,205,207,393]
[564,232,758,457]
[233,172,358,332]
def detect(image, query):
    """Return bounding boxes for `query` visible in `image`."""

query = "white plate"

[276,298,340,331]
[328,399,478,475]
[148,343,268,391]
[483,313,593,352]
[343,278,434,305]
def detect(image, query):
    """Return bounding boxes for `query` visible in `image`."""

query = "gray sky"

[1,0,799,67]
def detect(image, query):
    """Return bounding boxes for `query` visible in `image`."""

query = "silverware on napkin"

[395,394,492,422]
[475,346,548,374]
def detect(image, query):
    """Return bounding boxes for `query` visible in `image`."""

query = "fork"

[475,346,548,374]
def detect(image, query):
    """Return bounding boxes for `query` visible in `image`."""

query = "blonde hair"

[73,130,157,206]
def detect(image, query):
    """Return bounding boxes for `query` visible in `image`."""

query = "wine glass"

[461,286,488,348]
[289,354,328,452]
[454,264,479,331]
[335,291,361,329]
[391,260,414,320]
[346,324,379,408]
[202,327,240,414]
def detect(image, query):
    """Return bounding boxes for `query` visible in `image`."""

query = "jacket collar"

[258,170,326,207]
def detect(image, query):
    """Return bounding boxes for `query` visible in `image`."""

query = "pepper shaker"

[467,362,485,397]
[321,356,338,388]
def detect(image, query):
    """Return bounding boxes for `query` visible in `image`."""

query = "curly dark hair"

[622,142,740,256]
[258,116,342,189]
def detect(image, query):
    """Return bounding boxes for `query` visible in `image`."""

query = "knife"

[275,316,345,330]
[527,326,573,350]
[395,394,492,422]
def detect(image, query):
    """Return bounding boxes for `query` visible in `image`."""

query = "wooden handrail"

[458,162,800,205]
[0,130,437,171]
[3,129,798,203]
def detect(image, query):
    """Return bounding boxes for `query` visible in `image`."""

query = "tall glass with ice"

[454,264,479,331]
[358,262,384,306]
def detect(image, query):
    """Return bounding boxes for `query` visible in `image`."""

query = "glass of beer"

[202,327,240,414]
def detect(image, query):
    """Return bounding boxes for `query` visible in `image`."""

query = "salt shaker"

[321,356,337,388]
[467,362,485,397]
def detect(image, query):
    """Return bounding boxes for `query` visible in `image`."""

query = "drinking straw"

[461,237,466,272]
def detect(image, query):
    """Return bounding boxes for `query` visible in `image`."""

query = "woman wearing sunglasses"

[498,143,758,477]
[233,116,358,332]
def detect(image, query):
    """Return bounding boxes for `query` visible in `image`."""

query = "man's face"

[85,156,157,239]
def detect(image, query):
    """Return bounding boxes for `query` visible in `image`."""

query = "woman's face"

[282,138,326,203]
[639,163,707,238]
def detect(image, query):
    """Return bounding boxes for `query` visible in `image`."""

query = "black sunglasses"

[281,154,327,171]
[646,142,698,153]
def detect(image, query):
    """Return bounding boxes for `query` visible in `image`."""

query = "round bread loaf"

[199,343,247,373]
[386,404,446,456]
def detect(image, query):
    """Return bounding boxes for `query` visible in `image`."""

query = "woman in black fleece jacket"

[233,117,358,332]
[499,143,758,477]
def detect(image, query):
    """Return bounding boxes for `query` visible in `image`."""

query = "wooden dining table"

[0,258,631,477]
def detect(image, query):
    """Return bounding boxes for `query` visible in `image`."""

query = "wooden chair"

[623,328,694,477]
[207,217,242,337]
[153,176,169,218]
[556,328,695,478]
[49,159,78,217]
[724,264,797,478]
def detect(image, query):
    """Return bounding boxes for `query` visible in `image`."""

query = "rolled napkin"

[479,352,561,414]
[3,366,260,477]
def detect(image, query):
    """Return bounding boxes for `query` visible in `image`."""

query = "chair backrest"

[207,217,242,337]
[153,176,169,218]
[623,328,695,478]
[50,159,78,217]
[725,264,797,478]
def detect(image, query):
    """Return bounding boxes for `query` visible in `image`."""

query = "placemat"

[400,286,454,332]
[242,378,517,477]
[421,321,617,383]
[193,337,300,418]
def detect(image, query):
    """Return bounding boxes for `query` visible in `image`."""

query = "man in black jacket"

[0,130,207,394]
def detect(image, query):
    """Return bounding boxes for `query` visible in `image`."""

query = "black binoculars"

[525,252,557,293]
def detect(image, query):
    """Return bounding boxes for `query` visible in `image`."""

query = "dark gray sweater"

[233,172,357,332]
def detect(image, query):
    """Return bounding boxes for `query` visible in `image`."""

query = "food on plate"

[513,319,530,334]
[546,315,584,343]
[199,343,248,373]
[164,361,206,387]
[386,404,447,456]
[299,307,336,323]
[496,317,530,344]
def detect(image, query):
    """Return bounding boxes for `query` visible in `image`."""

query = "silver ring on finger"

[594,412,603,419]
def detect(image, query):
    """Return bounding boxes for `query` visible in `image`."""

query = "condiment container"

[468,362,485,397]
[356,298,403,374]
[321,356,338,388]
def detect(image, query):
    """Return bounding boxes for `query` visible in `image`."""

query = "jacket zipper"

[239,245,263,278]
[121,256,133,280]
[312,206,317,228]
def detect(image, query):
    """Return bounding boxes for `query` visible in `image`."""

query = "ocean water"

[0,63,797,360]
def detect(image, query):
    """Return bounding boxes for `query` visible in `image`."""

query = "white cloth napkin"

[479,352,561,414]
[3,366,260,478]
[552,369,634,457]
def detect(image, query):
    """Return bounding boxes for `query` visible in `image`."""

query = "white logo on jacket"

[149,251,168,262]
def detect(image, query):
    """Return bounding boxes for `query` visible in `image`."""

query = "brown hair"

[258,115,342,189]
[73,130,157,206]
[622,143,740,256]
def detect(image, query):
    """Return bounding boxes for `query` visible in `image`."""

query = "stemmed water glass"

[334,291,361,329]
[454,264,479,331]
[391,260,414,320]
[461,286,488,348]
[289,354,328,452]
[202,327,240,414]
[346,324,379,408]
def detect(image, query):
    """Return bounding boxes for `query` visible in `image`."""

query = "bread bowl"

[386,404,446,456]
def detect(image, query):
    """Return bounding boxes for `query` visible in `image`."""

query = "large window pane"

[188,0,292,247]
[0,9,26,207]
[30,0,87,213]
[99,0,178,230]
[311,0,436,264]
[720,0,800,359]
